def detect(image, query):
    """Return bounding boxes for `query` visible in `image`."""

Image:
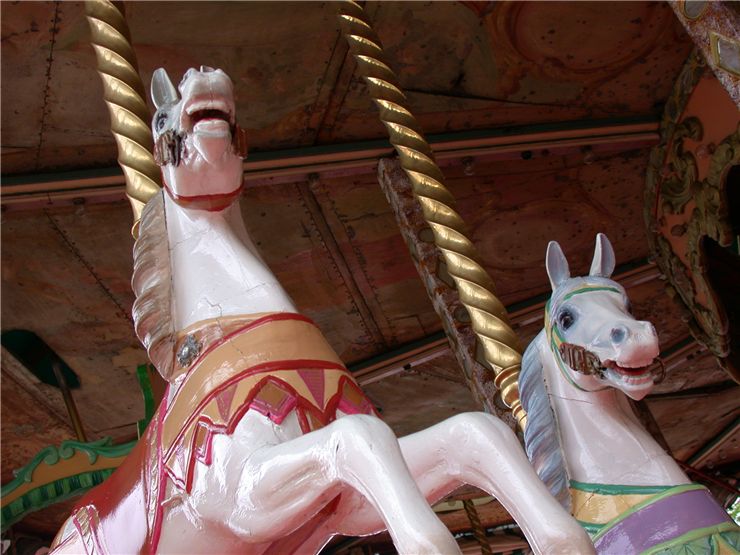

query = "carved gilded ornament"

[645,49,740,380]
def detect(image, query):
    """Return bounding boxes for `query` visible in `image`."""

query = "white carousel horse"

[520,234,739,554]
[49,67,593,555]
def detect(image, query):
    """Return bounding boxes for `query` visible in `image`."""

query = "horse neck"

[163,192,297,332]
[539,343,688,487]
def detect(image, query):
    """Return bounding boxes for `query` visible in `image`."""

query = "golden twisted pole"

[85,0,161,236]
[338,1,526,428]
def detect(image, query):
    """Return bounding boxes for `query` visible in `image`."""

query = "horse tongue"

[192,120,231,164]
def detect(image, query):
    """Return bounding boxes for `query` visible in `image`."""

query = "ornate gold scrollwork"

[659,117,702,215]
[646,49,740,381]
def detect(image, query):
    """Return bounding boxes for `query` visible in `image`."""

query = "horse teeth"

[186,101,231,117]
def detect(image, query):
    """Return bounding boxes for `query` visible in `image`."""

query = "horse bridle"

[546,285,665,389]
[154,124,249,167]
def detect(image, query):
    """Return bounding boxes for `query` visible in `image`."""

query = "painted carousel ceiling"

[2,0,738,546]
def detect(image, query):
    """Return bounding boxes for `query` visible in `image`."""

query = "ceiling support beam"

[2,117,658,212]
[686,416,740,469]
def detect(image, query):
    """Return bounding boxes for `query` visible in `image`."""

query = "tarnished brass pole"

[85,0,161,236]
[338,1,526,428]
[463,499,493,555]
[51,362,87,442]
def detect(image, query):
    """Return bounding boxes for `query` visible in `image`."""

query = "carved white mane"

[131,191,176,379]
[520,329,570,509]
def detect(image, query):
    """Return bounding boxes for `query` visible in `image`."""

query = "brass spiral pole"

[338,1,527,428]
[85,0,161,236]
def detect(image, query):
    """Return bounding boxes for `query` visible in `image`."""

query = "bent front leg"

[402,412,594,555]
[193,413,461,555]
[334,412,593,554]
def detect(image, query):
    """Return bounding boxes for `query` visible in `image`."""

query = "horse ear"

[151,68,179,109]
[546,241,570,290]
[589,233,616,278]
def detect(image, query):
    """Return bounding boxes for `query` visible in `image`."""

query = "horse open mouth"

[189,107,233,142]
[190,108,231,125]
[185,98,234,126]
[604,360,653,376]
[185,104,236,162]
[603,359,656,385]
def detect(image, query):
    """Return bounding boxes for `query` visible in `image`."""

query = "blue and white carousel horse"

[521,233,739,554]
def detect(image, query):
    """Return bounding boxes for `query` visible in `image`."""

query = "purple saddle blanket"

[592,484,739,554]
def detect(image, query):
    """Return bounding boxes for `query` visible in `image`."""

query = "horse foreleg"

[191,413,460,555]
[334,413,594,555]
[406,413,594,554]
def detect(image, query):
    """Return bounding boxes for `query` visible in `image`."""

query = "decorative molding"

[0,437,134,532]
[657,116,701,215]
[645,49,740,381]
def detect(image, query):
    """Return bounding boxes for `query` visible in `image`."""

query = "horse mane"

[131,190,176,381]
[520,330,571,511]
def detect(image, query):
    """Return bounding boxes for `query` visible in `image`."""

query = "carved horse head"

[544,233,661,401]
[150,66,248,210]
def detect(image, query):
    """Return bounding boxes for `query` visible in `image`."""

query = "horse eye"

[559,310,575,330]
[155,112,168,131]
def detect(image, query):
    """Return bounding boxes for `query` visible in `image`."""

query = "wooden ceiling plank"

[1,351,71,432]
[0,369,75,486]
[309,170,442,347]
[305,174,398,346]
[687,416,740,468]
[296,177,387,350]
[302,29,351,146]
[1,208,147,440]
[647,386,740,461]
[0,1,59,169]
[312,46,359,145]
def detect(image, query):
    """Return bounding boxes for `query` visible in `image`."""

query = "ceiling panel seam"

[302,30,350,146]
[43,209,132,325]
[314,2,383,145]
[33,1,61,171]
[296,178,387,350]
[307,175,397,344]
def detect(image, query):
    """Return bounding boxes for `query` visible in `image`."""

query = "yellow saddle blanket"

[160,313,375,492]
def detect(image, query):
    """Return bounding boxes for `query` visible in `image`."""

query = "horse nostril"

[200,65,215,73]
[611,326,627,344]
